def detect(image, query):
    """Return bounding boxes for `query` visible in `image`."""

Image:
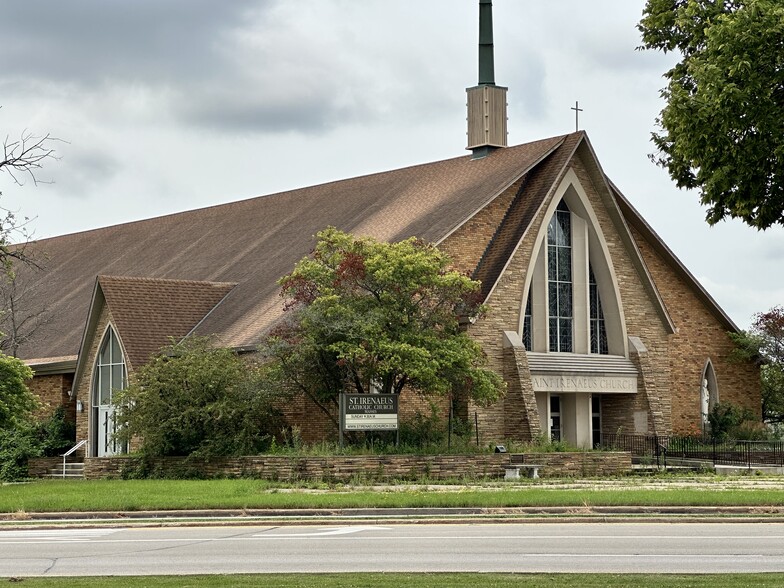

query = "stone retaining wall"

[27,457,62,478]
[79,452,631,481]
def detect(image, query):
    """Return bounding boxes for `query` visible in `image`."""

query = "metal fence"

[600,433,784,469]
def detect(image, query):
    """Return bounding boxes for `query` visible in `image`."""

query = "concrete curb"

[3,506,784,528]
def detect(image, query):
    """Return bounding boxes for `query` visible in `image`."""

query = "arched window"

[92,327,127,456]
[523,184,620,355]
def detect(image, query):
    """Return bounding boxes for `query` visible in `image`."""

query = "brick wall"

[439,178,523,275]
[570,155,673,436]
[630,226,761,433]
[27,373,75,422]
[81,452,631,481]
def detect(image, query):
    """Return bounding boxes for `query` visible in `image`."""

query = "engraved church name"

[531,375,636,393]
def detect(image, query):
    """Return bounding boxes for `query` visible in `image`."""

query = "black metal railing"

[600,433,784,469]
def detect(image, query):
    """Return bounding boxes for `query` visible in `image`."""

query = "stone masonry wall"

[79,452,631,481]
[442,171,557,443]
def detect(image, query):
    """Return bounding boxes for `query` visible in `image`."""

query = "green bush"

[396,403,478,452]
[398,404,447,447]
[0,423,39,481]
[114,337,286,460]
[0,407,77,482]
[708,402,760,440]
[35,406,76,457]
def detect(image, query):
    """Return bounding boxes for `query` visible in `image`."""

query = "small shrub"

[0,407,76,482]
[709,402,758,440]
[517,434,580,453]
[35,406,76,457]
[733,420,771,441]
[398,404,447,447]
[0,423,39,481]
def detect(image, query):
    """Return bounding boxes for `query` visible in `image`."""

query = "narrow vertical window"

[592,395,602,448]
[547,200,572,352]
[589,264,608,354]
[92,327,127,456]
[522,289,532,350]
[550,395,562,441]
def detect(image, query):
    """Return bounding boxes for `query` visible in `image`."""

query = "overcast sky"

[1,1,781,329]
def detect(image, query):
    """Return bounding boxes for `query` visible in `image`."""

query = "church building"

[15,1,759,457]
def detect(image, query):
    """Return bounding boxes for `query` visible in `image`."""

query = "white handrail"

[61,440,87,479]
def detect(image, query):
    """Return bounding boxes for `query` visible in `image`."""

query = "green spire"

[478,0,495,85]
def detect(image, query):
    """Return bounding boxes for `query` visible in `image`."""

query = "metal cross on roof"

[571,101,583,132]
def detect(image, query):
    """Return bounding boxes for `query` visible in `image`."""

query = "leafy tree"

[638,0,784,229]
[114,337,284,458]
[730,306,784,423]
[265,228,505,431]
[0,352,35,431]
[0,353,37,481]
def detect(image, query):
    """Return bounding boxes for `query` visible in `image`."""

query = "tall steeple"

[466,0,508,158]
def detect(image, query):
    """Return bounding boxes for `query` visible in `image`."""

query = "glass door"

[550,395,561,442]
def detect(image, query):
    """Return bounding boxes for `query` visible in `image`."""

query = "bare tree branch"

[1,130,62,187]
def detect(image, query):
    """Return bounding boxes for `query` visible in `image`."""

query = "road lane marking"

[0,528,119,541]
[253,526,391,537]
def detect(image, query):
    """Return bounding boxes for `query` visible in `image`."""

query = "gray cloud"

[0,1,404,136]
[0,1,263,85]
[55,145,120,199]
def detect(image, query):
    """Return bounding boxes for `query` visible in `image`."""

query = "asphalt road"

[2,522,784,576]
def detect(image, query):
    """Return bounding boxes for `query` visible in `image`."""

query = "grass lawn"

[2,478,784,513]
[7,574,784,587]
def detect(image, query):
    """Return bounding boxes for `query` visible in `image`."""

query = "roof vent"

[466,0,508,158]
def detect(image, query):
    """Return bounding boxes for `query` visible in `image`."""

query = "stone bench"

[504,463,542,480]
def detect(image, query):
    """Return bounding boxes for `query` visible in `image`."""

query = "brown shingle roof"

[15,135,567,362]
[473,133,583,298]
[97,276,236,369]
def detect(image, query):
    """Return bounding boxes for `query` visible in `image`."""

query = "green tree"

[0,352,35,431]
[730,306,784,423]
[265,228,505,431]
[708,401,760,439]
[114,337,284,458]
[0,353,37,481]
[639,0,784,229]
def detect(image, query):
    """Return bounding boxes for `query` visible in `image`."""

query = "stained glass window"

[547,200,573,352]
[522,289,532,350]
[589,264,609,354]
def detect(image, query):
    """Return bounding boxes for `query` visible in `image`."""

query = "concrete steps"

[47,462,85,479]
